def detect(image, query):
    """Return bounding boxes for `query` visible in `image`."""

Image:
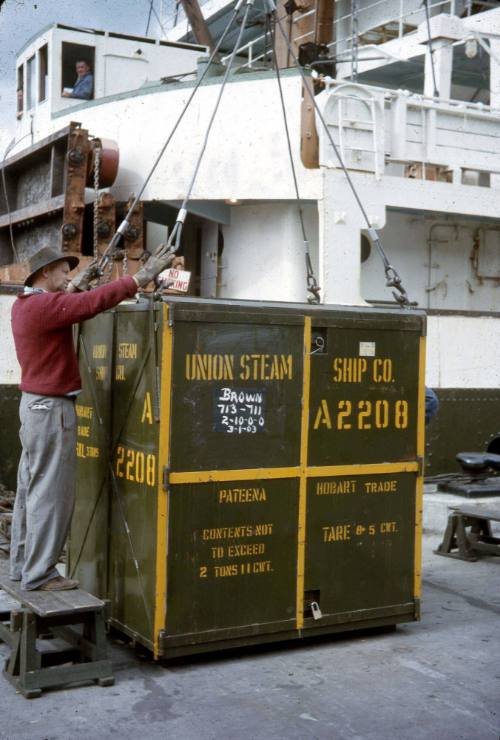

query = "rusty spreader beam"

[0,122,119,285]
[0,123,89,269]
[61,124,90,253]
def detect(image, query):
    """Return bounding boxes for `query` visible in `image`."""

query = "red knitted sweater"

[11,276,137,395]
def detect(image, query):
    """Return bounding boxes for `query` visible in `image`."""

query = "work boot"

[37,576,79,591]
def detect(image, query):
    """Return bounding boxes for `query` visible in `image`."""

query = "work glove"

[67,259,101,292]
[133,243,177,288]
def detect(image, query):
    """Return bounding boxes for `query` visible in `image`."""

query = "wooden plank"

[0,589,21,613]
[0,565,104,617]
[0,579,104,617]
[454,506,500,522]
[22,659,113,691]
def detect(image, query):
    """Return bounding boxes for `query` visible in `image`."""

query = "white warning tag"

[359,341,376,357]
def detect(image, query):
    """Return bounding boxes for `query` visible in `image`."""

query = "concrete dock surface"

[0,519,499,740]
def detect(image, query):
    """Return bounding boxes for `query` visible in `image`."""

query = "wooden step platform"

[0,572,104,617]
[435,505,500,562]
[0,561,114,698]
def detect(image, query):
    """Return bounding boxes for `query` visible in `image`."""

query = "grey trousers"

[10,392,77,590]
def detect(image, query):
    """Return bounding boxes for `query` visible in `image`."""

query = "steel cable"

[145,0,155,35]
[423,0,439,98]
[0,166,18,263]
[0,134,34,264]
[165,0,256,254]
[268,1,412,307]
[270,19,320,304]
[98,0,247,274]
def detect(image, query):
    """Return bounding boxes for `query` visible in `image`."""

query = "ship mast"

[179,0,218,56]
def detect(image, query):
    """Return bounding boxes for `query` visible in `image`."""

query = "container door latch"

[310,601,322,620]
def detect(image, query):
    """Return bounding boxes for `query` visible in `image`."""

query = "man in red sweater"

[10,244,174,591]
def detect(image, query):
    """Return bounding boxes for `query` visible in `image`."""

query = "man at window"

[62,60,93,100]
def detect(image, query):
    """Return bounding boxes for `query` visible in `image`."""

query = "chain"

[105,256,114,283]
[93,142,101,259]
[122,236,128,275]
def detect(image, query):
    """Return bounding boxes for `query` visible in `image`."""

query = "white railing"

[316,80,500,181]
[221,0,461,70]
[331,0,455,52]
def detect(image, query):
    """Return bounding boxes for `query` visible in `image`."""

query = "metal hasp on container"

[70,298,426,659]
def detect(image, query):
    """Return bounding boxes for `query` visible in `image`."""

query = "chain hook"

[384,264,410,306]
[307,273,321,304]
[305,252,320,304]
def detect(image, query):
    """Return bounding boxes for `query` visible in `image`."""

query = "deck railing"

[219,0,464,71]
[316,79,500,183]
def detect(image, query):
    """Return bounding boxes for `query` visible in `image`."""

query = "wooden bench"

[0,562,113,698]
[435,506,500,562]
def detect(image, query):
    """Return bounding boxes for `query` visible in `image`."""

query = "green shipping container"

[70,297,426,659]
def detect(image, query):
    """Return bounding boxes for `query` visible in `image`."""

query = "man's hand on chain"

[67,259,101,293]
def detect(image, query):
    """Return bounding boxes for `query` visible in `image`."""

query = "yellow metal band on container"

[169,467,301,484]
[168,462,419,485]
[414,335,426,601]
[306,462,419,477]
[296,317,312,630]
[153,304,173,658]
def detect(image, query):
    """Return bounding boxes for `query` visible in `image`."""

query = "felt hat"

[24,246,79,286]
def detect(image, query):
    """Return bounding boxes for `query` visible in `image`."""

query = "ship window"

[16,65,23,118]
[451,44,490,105]
[38,44,48,102]
[356,56,425,95]
[26,55,36,110]
[61,42,95,99]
